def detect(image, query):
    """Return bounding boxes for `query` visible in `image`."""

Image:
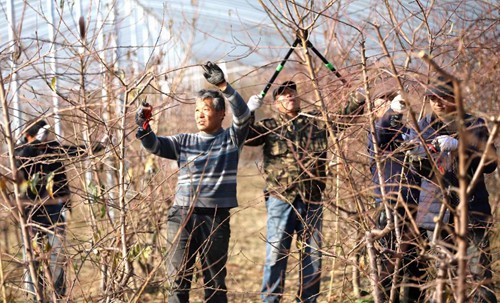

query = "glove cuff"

[136,125,152,139]
[214,80,226,87]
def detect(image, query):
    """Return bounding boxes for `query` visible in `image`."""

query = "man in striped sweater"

[136,61,261,303]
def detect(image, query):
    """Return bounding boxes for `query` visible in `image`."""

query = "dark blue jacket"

[410,114,497,219]
[368,109,420,206]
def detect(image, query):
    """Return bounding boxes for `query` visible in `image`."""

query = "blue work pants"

[262,195,323,303]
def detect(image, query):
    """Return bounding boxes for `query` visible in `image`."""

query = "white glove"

[247,95,263,112]
[390,94,407,113]
[35,124,50,142]
[432,135,458,152]
[100,133,113,145]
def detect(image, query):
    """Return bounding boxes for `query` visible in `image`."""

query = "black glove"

[135,101,153,129]
[389,113,403,128]
[202,61,225,86]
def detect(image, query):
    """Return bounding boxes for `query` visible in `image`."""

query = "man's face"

[373,97,390,118]
[429,95,456,118]
[25,124,51,143]
[275,88,300,116]
[195,98,225,134]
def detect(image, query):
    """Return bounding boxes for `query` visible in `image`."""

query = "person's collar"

[277,111,301,123]
[430,113,460,134]
[199,128,223,137]
[430,113,446,128]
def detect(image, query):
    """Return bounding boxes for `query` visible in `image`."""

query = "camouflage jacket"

[246,97,364,202]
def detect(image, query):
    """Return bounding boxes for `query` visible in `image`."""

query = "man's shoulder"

[44,140,63,150]
[256,117,279,129]
[14,144,32,156]
[419,113,485,127]
[15,141,49,156]
[304,109,322,116]
[464,114,485,126]
[418,114,433,126]
[299,110,329,128]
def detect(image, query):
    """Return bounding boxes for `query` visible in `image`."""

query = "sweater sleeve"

[222,83,251,146]
[137,128,181,160]
[223,84,250,125]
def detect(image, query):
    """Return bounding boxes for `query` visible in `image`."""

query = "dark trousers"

[427,224,497,303]
[166,206,230,303]
[466,226,497,303]
[377,205,427,303]
[23,204,66,301]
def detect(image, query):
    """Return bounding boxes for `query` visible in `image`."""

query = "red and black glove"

[135,101,153,130]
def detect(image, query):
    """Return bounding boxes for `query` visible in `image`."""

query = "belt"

[19,195,70,206]
[173,205,230,216]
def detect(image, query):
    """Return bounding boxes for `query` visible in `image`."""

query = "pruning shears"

[259,29,346,98]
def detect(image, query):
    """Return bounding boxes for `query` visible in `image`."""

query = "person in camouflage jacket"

[245,81,365,303]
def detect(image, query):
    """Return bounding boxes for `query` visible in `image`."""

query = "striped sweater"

[139,84,250,208]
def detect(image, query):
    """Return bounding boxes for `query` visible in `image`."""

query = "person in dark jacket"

[15,119,104,300]
[368,88,425,302]
[409,77,497,303]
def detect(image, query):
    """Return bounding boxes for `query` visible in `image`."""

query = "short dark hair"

[272,81,297,100]
[197,89,226,112]
[374,90,398,101]
[23,119,48,137]
[425,76,454,98]
[371,78,399,100]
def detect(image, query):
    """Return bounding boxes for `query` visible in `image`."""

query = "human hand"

[135,101,153,129]
[101,134,109,144]
[99,133,116,146]
[432,135,458,152]
[247,95,263,112]
[390,94,407,113]
[201,61,226,86]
